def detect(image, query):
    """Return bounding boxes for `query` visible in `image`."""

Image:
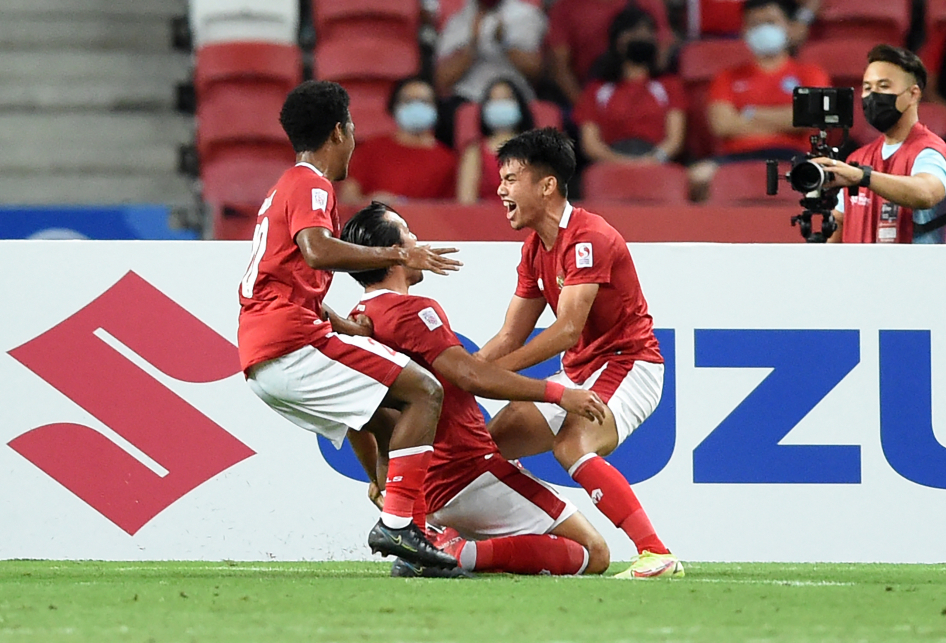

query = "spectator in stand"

[340,77,458,204]
[433,0,546,146]
[685,0,821,48]
[687,0,830,200]
[574,7,686,165]
[546,0,675,107]
[457,78,535,204]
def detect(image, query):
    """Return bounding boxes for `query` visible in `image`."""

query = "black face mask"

[625,39,657,67]
[862,91,906,132]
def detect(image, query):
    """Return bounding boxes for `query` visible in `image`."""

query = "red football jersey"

[237,162,337,374]
[515,204,663,383]
[354,290,500,514]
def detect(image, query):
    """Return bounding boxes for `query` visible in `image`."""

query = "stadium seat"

[920,102,946,139]
[435,0,542,29]
[345,82,398,140]
[197,85,290,164]
[796,38,874,92]
[809,0,910,45]
[314,34,419,84]
[202,145,292,240]
[679,39,754,161]
[453,100,563,152]
[314,0,420,42]
[707,160,801,206]
[581,162,689,205]
[190,0,299,47]
[927,0,946,42]
[194,42,302,98]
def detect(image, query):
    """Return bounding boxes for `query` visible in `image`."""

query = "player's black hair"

[868,44,927,91]
[340,201,405,287]
[479,77,535,138]
[496,127,576,197]
[386,76,435,115]
[742,0,796,18]
[279,80,351,153]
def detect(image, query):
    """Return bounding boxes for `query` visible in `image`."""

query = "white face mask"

[394,101,438,133]
[482,99,522,130]
[745,23,788,57]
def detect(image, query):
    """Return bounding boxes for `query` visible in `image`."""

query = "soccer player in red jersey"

[237,80,462,570]
[340,202,612,578]
[478,128,684,579]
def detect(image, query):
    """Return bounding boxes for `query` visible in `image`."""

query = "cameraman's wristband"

[859,165,872,188]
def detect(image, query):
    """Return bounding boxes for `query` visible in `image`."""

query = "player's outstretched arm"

[492,283,598,373]
[476,295,546,362]
[432,346,607,424]
[295,227,462,275]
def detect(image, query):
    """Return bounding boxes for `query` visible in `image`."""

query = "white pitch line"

[686,578,855,587]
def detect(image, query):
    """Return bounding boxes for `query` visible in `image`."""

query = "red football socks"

[469,534,588,575]
[381,446,433,530]
[570,454,669,555]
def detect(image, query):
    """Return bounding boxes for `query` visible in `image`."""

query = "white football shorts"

[247,333,409,448]
[427,455,577,540]
[534,359,663,446]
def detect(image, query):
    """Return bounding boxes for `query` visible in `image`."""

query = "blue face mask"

[482,99,522,131]
[745,23,787,57]
[395,101,438,133]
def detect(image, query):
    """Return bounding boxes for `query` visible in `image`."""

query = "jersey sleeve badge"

[576,242,593,268]
[418,307,444,331]
[312,188,328,212]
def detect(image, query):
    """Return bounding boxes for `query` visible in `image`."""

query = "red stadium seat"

[581,162,689,205]
[679,39,754,161]
[194,42,302,97]
[928,0,946,44]
[202,144,293,240]
[197,85,290,164]
[453,100,563,151]
[707,160,800,206]
[810,0,910,45]
[315,34,419,83]
[797,38,874,93]
[314,0,420,41]
[920,102,946,139]
[345,82,398,140]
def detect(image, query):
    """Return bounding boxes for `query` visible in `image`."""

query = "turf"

[1,561,944,642]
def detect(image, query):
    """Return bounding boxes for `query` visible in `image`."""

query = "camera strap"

[913,213,946,235]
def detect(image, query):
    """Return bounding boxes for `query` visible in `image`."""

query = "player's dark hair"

[340,201,405,287]
[279,80,351,153]
[868,44,927,91]
[742,0,795,17]
[386,76,435,115]
[496,127,575,197]
[479,77,535,137]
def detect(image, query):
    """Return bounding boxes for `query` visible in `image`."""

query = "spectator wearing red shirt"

[457,78,536,204]
[574,7,686,165]
[341,77,458,204]
[688,0,830,200]
[546,0,675,106]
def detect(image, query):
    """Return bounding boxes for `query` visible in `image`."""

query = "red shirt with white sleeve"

[354,290,500,514]
[515,204,662,384]
[237,162,337,374]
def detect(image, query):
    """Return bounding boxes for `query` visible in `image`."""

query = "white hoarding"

[1,241,944,563]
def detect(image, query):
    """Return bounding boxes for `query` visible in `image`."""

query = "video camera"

[766,87,855,243]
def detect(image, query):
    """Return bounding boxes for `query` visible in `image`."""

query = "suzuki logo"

[7,271,255,535]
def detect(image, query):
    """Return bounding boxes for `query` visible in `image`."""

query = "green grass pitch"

[1,561,944,642]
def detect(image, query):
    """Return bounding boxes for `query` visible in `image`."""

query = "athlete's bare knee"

[552,434,588,471]
[584,535,611,575]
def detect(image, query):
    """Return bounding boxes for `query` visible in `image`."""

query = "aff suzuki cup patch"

[312,188,328,212]
[576,242,593,268]
[418,307,444,331]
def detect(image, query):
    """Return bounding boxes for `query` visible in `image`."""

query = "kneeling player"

[341,202,611,577]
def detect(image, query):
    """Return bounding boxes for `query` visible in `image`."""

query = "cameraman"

[814,45,946,243]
